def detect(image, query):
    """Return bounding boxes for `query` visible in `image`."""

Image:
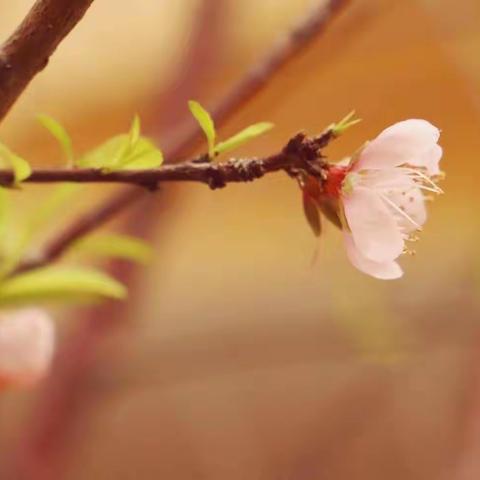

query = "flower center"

[341,172,360,195]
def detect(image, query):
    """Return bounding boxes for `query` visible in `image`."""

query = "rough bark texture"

[0,132,331,188]
[10,130,334,276]
[0,0,94,122]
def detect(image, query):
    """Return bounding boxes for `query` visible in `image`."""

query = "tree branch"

[11,130,334,275]
[0,133,333,189]
[0,157,287,187]
[21,0,349,282]
[0,0,95,122]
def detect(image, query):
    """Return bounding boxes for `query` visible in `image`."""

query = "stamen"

[396,167,443,194]
[416,185,444,194]
[411,169,444,194]
[379,193,422,230]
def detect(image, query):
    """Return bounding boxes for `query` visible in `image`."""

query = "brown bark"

[0,0,94,122]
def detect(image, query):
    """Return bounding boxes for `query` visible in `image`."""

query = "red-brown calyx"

[323,165,348,198]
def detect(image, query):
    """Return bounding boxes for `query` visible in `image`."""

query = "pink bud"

[0,308,55,389]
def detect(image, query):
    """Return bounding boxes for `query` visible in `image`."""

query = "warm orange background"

[0,0,479,479]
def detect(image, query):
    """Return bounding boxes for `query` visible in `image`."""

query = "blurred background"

[0,0,479,479]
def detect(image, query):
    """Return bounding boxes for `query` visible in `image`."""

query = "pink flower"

[324,119,443,279]
[0,308,55,389]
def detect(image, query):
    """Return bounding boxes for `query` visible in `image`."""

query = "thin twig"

[11,130,334,275]
[26,0,350,282]
[0,0,95,122]
[0,137,331,189]
[0,159,286,187]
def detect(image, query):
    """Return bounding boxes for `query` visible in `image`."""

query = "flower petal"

[354,119,440,171]
[0,308,55,388]
[417,144,442,175]
[357,168,414,191]
[344,233,403,280]
[343,186,404,262]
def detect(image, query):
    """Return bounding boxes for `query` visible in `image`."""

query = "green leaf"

[128,114,141,149]
[215,122,274,155]
[37,114,74,166]
[77,135,163,171]
[0,143,31,184]
[188,100,215,157]
[0,188,8,236]
[71,233,152,264]
[0,189,10,256]
[0,183,82,278]
[76,115,162,171]
[303,193,322,237]
[30,184,82,232]
[330,111,362,136]
[0,267,127,305]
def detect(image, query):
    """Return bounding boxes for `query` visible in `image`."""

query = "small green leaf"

[0,143,31,184]
[330,111,362,136]
[0,188,8,234]
[0,188,9,252]
[37,114,74,166]
[303,193,322,237]
[0,267,127,305]
[31,184,82,230]
[0,183,82,279]
[72,233,152,264]
[188,100,215,157]
[115,138,162,170]
[76,115,162,171]
[128,114,141,149]
[77,135,163,171]
[215,122,274,155]
[76,136,125,170]
[0,181,97,279]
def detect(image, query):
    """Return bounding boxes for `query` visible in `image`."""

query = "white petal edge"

[415,144,442,175]
[354,119,440,172]
[344,233,403,280]
[343,186,404,263]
